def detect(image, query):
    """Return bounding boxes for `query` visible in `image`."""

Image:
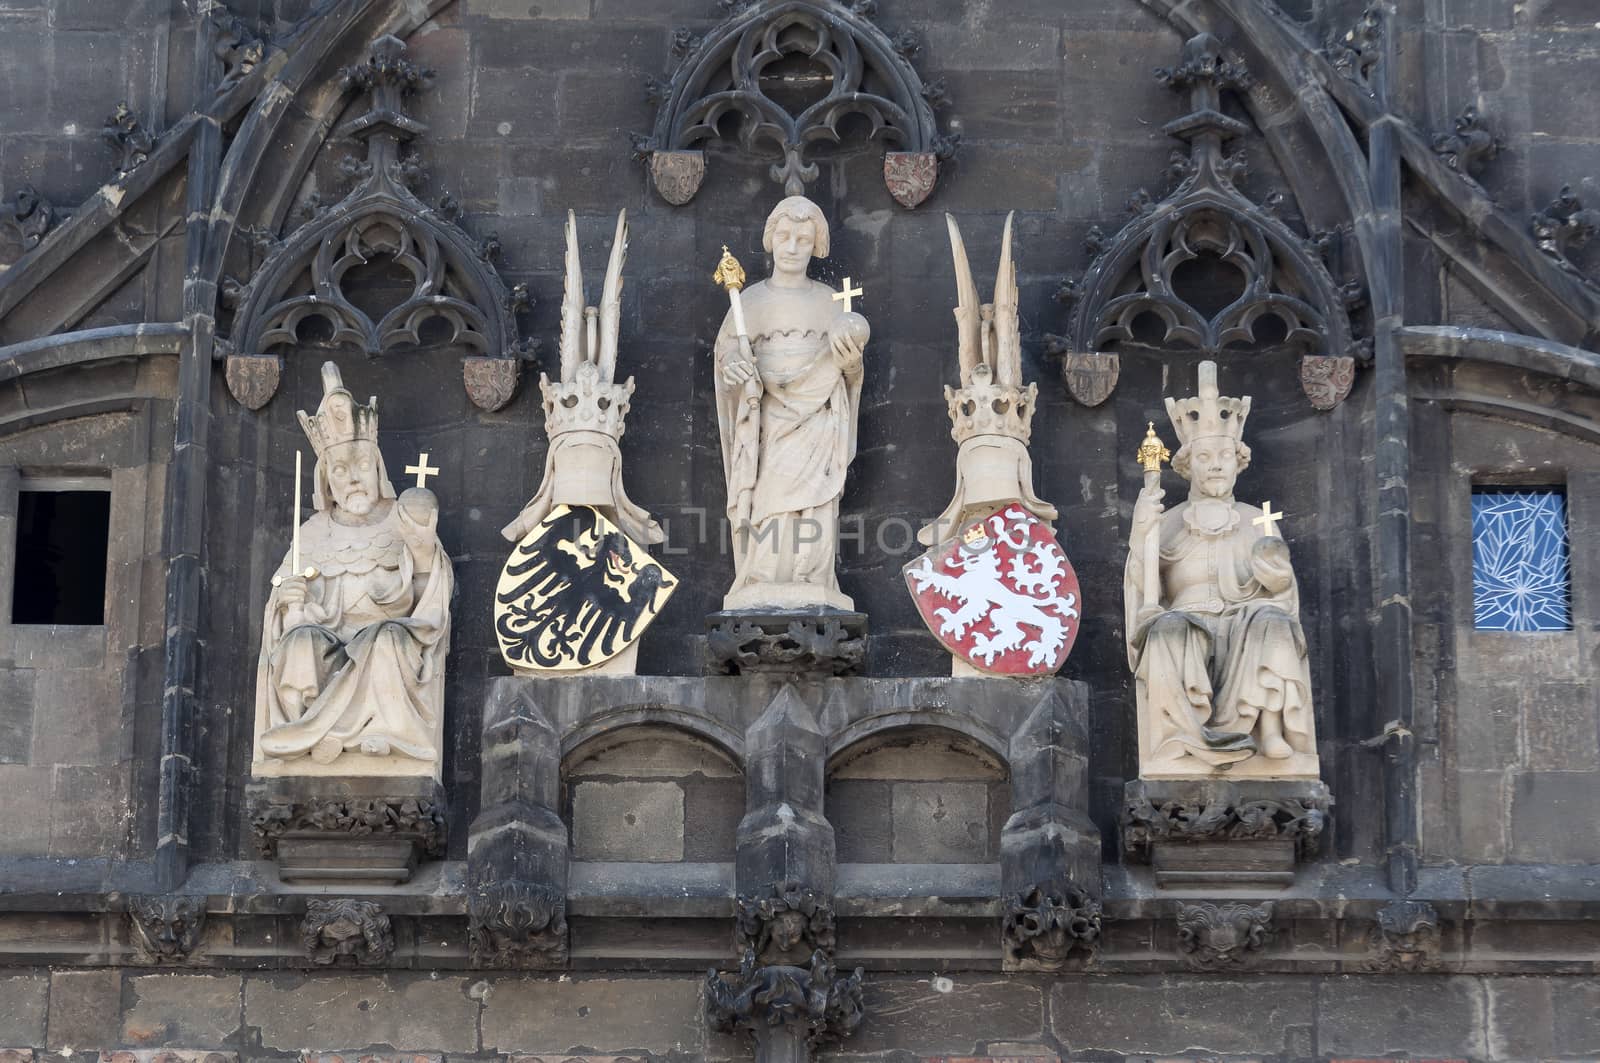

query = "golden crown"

[1164,360,1250,446]
[297,362,379,456]
[540,360,633,441]
[944,362,1038,446]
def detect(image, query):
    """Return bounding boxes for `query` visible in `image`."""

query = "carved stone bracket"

[469,880,569,969]
[221,36,527,410]
[706,610,866,677]
[301,898,394,966]
[706,949,866,1059]
[1123,778,1331,889]
[248,792,446,886]
[126,894,208,965]
[1001,882,1102,972]
[639,0,952,205]
[1366,898,1442,972]
[1176,900,1273,971]
[736,880,837,965]
[1531,185,1600,284]
[1059,34,1363,410]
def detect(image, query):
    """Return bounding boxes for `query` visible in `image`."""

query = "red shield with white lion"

[903,503,1082,675]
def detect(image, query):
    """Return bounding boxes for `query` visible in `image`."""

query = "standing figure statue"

[1125,361,1319,778]
[252,361,453,778]
[713,195,868,611]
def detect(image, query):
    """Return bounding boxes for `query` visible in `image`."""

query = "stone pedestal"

[246,776,446,886]
[1122,777,1333,888]
[706,609,867,677]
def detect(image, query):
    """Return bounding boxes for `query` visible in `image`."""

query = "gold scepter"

[1135,422,1170,609]
[713,246,762,550]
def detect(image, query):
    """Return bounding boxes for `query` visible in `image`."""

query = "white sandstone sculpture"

[712,195,868,611]
[1125,361,1319,779]
[252,362,453,779]
[502,210,661,548]
[919,211,1057,547]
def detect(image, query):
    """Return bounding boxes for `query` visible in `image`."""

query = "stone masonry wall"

[0,967,1597,1059]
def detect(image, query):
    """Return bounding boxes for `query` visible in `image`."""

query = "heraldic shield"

[903,503,1082,675]
[494,504,677,673]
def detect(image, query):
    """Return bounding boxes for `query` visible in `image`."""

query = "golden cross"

[406,451,440,490]
[1253,500,1284,537]
[831,275,864,314]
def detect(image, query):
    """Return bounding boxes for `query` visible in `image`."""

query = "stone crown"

[944,363,1038,446]
[297,361,379,456]
[1165,360,1249,446]
[541,360,634,440]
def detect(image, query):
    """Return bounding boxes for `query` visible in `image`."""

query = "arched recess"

[1059,31,1362,411]
[220,33,526,413]
[639,0,952,207]
[1401,326,1600,444]
[562,723,745,866]
[826,724,1009,866]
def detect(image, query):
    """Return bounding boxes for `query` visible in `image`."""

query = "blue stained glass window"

[1471,488,1572,632]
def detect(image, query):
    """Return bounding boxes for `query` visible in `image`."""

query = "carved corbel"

[1001,882,1102,971]
[1175,901,1273,971]
[126,894,208,965]
[735,880,837,965]
[1366,899,1441,972]
[706,948,866,1061]
[301,898,394,967]
[468,880,569,969]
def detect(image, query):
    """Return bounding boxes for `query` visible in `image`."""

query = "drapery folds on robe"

[254,497,452,772]
[1124,500,1315,772]
[713,280,863,610]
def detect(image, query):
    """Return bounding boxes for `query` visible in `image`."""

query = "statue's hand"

[829,330,864,376]
[275,574,310,606]
[1132,483,1165,535]
[721,357,759,389]
[1250,535,1294,592]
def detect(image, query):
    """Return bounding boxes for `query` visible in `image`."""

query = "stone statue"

[501,209,661,548]
[1125,361,1319,779]
[713,195,868,611]
[252,362,453,779]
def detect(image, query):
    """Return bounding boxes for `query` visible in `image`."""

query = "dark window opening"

[11,488,110,625]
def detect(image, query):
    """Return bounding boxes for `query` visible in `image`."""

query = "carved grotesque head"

[302,899,393,966]
[1177,901,1272,970]
[762,195,830,278]
[128,895,206,962]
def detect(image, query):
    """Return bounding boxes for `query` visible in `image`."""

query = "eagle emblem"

[494,505,677,673]
[903,503,1081,675]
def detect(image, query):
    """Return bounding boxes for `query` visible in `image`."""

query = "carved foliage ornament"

[223,36,526,411]
[1122,791,1329,862]
[126,894,208,964]
[302,898,394,966]
[1531,184,1600,285]
[1002,883,1102,971]
[1058,34,1361,410]
[250,796,446,859]
[706,612,866,676]
[1176,901,1273,971]
[641,0,951,206]
[735,880,837,963]
[469,880,569,969]
[705,948,866,1049]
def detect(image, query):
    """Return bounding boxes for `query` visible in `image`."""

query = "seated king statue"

[251,361,453,779]
[1124,361,1319,779]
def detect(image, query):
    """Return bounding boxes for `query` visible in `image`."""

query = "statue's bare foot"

[358,736,391,756]
[311,736,343,764]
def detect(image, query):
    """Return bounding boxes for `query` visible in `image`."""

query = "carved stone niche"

[638,0,954,205]
[1122,778,1332,889]
[246,776,446,886]
[706,609,867,677]
[1053,33,1365,411]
